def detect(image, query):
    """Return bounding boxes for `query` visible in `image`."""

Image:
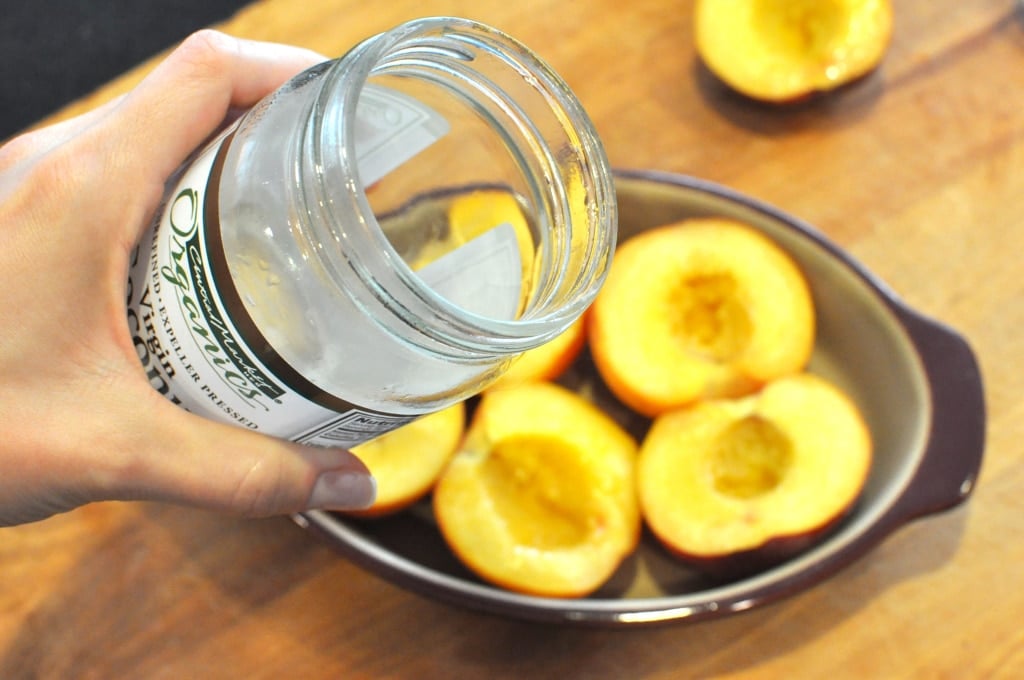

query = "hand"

[0,30,376,526]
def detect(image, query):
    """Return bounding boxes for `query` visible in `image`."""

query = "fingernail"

[308,470,376,511]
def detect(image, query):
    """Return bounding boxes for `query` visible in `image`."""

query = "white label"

[416,222,523,320]
[355,85,451,187]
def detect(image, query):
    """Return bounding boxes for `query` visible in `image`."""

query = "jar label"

[128,134,411,446]
[127,86,465,448]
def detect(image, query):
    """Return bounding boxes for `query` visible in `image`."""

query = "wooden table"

[3,1,1022,677]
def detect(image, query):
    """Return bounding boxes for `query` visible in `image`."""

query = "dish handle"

[889,303,985,523]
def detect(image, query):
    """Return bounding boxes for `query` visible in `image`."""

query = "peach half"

[433,382,640,597]
[347,402,465,517]
[695,0,894,103]
[589,218,815,418]
[637,373,872,577]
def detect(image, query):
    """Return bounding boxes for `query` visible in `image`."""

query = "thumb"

[126,403,377,517]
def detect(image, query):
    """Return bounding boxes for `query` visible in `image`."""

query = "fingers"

[107,30,327,181]
[0,30,360,525]
[110,33,370,518]
[120,403,376,517]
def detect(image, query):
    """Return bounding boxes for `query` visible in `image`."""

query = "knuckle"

[229,456,294,517]
[172,29,237,80]
[19,137,102,203]
[0,132,43,172]
[0,146,78,217]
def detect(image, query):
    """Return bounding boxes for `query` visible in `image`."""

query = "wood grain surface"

[3,1,1023,677]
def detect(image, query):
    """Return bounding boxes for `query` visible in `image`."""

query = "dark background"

[1,0,251,139]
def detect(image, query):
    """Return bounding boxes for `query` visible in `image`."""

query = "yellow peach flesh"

[589,218,814,417]
[695,0,894,102]
[433,382,640,597]
[638,373,872,559]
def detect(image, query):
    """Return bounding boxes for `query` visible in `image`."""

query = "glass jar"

[126,17,616,448]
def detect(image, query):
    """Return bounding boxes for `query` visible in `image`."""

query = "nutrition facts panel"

[294,410,418,447]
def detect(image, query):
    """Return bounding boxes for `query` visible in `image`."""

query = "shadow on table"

[690,57,887,138]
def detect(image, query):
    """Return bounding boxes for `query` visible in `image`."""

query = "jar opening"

[303,17,615,356]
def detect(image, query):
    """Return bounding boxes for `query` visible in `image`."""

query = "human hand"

[0,31,376,526]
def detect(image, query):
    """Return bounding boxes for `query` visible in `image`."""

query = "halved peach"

[486,316,586,391]
[589,218,815,417]
[347,402,465,517]
[695,0,894,103]
[638,373,872,577]
[433,382,640,597]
